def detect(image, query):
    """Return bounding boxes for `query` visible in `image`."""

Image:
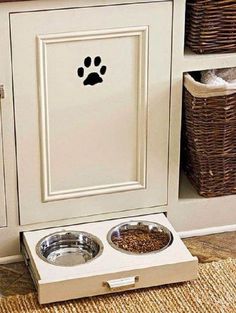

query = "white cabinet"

[0,1,199,303]
[0,0,234,270]
[10,2,172,225]
[0,124,6,227]
[0,91,6,227]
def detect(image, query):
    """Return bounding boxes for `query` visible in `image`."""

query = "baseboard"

[0,254,23,265]
[179,224,236,239]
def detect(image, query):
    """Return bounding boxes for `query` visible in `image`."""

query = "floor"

[0,231,235,298]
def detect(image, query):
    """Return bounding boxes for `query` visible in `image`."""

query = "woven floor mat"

[0,258,235,313]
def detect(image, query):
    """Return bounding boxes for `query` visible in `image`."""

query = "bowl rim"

[35,230,104,267]
[107,220,173,255]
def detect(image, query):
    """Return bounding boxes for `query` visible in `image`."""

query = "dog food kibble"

[111,228,170,253]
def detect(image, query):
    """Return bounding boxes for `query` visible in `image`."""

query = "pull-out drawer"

[10,1,172,225]
[22,213,198,304]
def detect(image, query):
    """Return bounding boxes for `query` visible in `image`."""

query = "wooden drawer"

[10,1,172,225]
[22,213,198,304]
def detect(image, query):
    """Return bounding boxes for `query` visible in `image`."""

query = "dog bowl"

[36,231,103,266]
[107,221,173,254]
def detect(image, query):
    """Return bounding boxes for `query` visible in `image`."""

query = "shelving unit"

[168,0,236,234]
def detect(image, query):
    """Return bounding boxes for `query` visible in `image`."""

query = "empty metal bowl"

[107,220,173,255]
[36,231,103,266]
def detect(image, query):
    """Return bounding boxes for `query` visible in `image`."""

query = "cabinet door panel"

[38,28,147,201]
[10,2,172,225]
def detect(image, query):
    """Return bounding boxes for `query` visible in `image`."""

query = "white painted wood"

[0,100,6,227]
[37,26,148,201]
[0,6,20,257]
[183,48,236,72]
[0,0,170,260]
[11,2,172,225]
[179,224,236,239]
[0,204,167,260]
[168,0,236,232]
[0,254,23,264]
[1,0,170,11]
[0,0,236,260]
[39,261,197,304]
[22,213,198,304]
[10,224,236,260]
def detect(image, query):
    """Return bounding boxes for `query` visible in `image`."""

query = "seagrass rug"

[0,258,235,313]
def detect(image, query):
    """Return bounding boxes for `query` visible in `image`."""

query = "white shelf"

[179,171,236,204]
[166,0,236,233]
[179,171,202,201]
[167,171,236,232]
[183,48,236,72]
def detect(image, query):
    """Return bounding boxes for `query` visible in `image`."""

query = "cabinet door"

[0,111,6,227]
[10,2,172,225]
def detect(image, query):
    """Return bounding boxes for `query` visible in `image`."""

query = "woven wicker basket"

[182,73,236,197]
[186,0,236,54]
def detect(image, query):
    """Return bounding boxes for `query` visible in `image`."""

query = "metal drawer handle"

[0,85,5,101]
[104,276,139,291]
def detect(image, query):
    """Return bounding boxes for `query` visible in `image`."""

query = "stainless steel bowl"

[36,231,103,266]
[107,220,173,255]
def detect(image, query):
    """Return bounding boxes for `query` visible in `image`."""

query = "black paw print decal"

[77,56,107,86]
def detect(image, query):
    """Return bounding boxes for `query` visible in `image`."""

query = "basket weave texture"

[182,79,236,197]
[186,0,236,54]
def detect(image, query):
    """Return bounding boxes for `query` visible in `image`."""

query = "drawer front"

[10,2,172,225]
[37,262,197,304]
[0,100,6,227]
[22,213,198,304]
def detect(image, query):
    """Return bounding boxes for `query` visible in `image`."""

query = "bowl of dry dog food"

[107,221,173,254]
